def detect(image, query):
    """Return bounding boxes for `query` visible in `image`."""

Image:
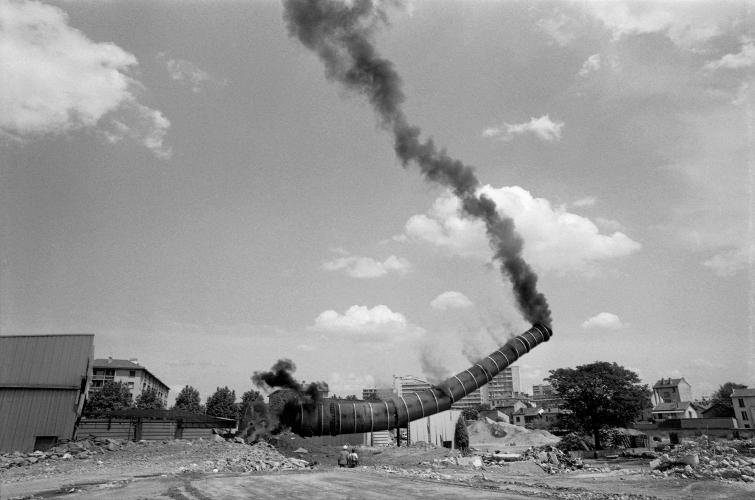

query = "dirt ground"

[2,438,755,500]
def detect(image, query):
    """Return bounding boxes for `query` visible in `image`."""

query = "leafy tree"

[84,381,133,417]
[462,403,492,421]
[135,387,165,410]
[546,362,651,449]
[173,385,203,413]
[238,388,262,422]
[344,394,359,401]
[454,415,469,453]
[241,389,261,407]
[711,382,748,408]
[205,386,238,420]
[461,406,480,421]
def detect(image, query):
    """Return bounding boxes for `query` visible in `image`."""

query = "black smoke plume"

[283,0,551,326]
[252,358,327,433]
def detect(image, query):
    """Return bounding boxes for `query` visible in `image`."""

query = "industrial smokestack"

[289,324,551,436]
[283,0,551,327]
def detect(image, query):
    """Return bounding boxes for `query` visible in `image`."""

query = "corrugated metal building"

[0,334,93,452]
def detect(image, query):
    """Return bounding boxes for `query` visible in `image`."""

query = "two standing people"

[337,445,359,468]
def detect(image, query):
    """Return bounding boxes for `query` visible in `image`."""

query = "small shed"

[700,402,734,419]
[0,334,94,452]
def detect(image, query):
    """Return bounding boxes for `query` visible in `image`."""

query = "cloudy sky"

[1,0,753,402]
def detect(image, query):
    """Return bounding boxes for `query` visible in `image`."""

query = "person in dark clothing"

[347,448,359,468]
[337,445,349,467]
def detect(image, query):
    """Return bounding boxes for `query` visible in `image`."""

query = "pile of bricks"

[649,436,755,482]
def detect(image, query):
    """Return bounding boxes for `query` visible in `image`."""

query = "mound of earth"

[467,419,560,450]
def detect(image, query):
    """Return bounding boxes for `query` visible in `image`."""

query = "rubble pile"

[467,419,560,448]
[519,446,583,473]
[649,436,755,482]
[0,438,128,469]
[373,464,453,481]
[180,441,311,473]
[426,446,587,474]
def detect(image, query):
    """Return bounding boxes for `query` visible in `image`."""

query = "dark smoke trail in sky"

[283,0,551,327]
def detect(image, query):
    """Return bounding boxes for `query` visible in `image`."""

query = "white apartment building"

[89,358,169,406]
[393,375,431,396]
[487,366,521,407]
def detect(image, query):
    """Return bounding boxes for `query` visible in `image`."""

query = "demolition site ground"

[2,433,755,500]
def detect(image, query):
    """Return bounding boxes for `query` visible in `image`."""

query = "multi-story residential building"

[393,375,431,396]
[532,384,554,398]
[652,377,692,406]
[731,388,755,429]
[532,383,563,408]
[487,366,521,407]
[650,377,696,420]
[451,386,490,410]
[89,358,169,406]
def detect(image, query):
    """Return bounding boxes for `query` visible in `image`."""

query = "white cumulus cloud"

[578,54,602,77]
[310,305,423,341]
[572,196,597,207]
[539,2,742,53]
[583,1,724,50]
[430,291,474,310]
[581,312,628,330]
[703,245,754,277]
[483,115,564,142]
[402,187,641,274]
[156,52,226,93]
[705,41,755,70]
[0,0,170,156]
[322,254,410,278]
[536,11,577,47]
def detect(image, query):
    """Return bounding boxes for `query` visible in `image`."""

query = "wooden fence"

[76,418,215,441]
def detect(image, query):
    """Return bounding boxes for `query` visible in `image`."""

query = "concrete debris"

[0,438,312,475]
[178,442,311,474]
[648,436,755,482]
[518,446,585,474]
[467,420,560,448]
[373,464,453,481]
[0,438,128,469]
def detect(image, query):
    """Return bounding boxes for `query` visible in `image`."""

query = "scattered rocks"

[182,442,312,473]
[648,436,755,482]
[0,438,129,470]
[517,445,584,474]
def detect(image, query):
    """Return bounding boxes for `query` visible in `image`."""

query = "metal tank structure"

[288,324,552,436]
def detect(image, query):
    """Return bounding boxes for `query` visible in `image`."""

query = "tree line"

[83,382,260,421]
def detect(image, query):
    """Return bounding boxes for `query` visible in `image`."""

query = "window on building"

[129,370,136,377]
[742,411,749,421]
[739,398,745,407]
